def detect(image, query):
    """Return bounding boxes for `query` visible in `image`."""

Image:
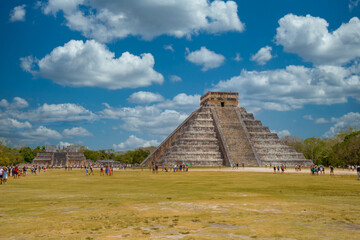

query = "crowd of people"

[1,163,359,184]
[148,164,190,173]
[273,165,287,173]
[0,165,47,184]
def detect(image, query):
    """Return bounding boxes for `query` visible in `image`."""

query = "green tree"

[302,137,329,165]
[83,150,99,161]
[332,130,360,166]
[20,147,35,163]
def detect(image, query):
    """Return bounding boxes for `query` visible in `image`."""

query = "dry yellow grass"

[1,168,360,239]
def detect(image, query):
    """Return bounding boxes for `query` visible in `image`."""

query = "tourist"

[2,167,8,184]
[155,164,158,174]
[109,167,113,176]
[357,165,360,180]
[273,166,276,173]
[13,166,17,179]
[173,164,177,172]
[330,165,334,176]
[90,165,94,175]
[85,166,89,176]
[281,165,285,173]
[105,165,109,176]
[100,166,104,176]
[0,167,3,184]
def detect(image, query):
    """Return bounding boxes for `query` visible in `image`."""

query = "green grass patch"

[0,169,359,239]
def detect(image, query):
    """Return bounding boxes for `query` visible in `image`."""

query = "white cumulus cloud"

[251,46,273,65]
[101,104,189,136]
[169,75,182,82]
[59,141,73,148]
[271,129,290,138]
[113,135,159,150]
[0,97,28,109]
[186,47,225,71]
[63,127,92,137]
[21,39,163,89]
[323,112,360,137]
[0,118,32,130]
[164,45,175,52]
[0,99,9,108]
[233,53,242,62]
[13,103,97,123]
[9,4,26,22]
[127,91,164,104]
[212,63,360,112]
[22,126,62,139]
[349,0,360,10]
[276,14,360,65]
[41,0,244,42]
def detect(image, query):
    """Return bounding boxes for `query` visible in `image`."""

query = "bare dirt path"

[189,166,358,175]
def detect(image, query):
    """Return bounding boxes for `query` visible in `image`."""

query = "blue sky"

[1,0,360,150]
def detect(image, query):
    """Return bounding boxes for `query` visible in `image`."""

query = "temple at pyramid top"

[200,91,239,107]
[142,91,312,167]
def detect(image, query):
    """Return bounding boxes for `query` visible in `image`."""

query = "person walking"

[0,167,3,184]
[330,165,334,176]
[2,167,8,184]
[357,165,360,180]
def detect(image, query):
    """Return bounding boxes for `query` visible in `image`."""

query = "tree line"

[0,143,153,166]
[82,147,153,164]
[281,128,360,166]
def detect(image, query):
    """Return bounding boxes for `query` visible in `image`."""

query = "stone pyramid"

[142,92,312,167]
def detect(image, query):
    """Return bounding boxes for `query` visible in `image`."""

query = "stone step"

[186,126,216,132]
[261,160,313,167]
[188,123,215,128]
[192,118,213,123]
[249,132,279,139]
[240,113,255,120]
[173,140,219,148]
[252,139,283,145]
[181,132,217,138]
[243,120,263,126]
[246,126,270,133]
[255,147,297,154]
[170,145,220,152]
[162,153,222,159]
[159,159,224,166]
[258,153,306,160]
[174,139,219,145]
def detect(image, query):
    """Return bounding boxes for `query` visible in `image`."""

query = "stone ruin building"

[32,145,87,167]
[142,91,313,167]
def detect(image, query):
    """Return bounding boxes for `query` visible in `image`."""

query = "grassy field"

[1,169,360,240]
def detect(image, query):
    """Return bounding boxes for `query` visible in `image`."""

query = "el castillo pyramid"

[142,92,313,167]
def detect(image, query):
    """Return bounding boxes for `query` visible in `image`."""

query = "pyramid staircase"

[158,107,224,166]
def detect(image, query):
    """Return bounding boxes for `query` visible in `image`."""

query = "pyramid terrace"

[142,91,313,167]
